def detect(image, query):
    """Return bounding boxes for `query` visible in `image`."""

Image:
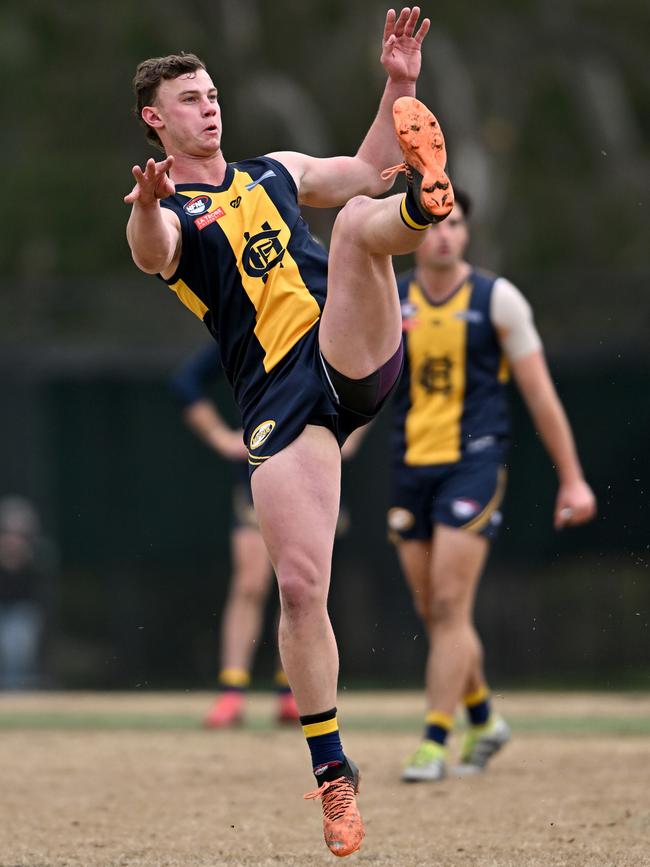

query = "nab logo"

[419,355,453,395]
[183,195,211,216]
[230,196,242,208]
[242,221,285,282]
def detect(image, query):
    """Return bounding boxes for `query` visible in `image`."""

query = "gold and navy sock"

[400,187,433,231]
[300,707,345,781]
[464,686,491,726]
[424,710,453,746]
[218,667,250,693]
[274,668,291,696]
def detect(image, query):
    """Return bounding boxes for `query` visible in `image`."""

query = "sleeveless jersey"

[392,268,510,466]
[159,157,328,413]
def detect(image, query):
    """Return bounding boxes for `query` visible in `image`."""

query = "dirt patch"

[0,693,648,866]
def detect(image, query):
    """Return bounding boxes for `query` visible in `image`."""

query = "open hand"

[380,7,430,83]
[124,156,175,206]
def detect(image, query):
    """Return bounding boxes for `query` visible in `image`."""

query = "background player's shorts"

[387,451,508,542]
[231,462,258,530]
[244,326,402,474]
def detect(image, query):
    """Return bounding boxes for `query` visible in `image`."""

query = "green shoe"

[401,740,447,783]
[455,714,511,775]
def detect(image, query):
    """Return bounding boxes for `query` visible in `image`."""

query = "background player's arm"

[269,7,430,207]
[182,400,247,462]
[170,347,247,462]
[492,279,597,529]
[125,156,182,277]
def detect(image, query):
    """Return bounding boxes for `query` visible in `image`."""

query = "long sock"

[301,707,345,782]
[274,668,291,697]
[218,667,250,694]
[424,710,453,746]
[464,686,491,726]
[400,188,434,231]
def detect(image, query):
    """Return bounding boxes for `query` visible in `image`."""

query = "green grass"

[0,711,648,736]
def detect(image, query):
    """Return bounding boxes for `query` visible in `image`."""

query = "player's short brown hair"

[132,52,206,151]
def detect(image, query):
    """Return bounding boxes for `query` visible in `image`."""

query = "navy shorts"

[388,451,508,542]
[244,325,402,473]
[231,462,258,530]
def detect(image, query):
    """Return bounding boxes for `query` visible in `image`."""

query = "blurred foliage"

[1,0,649,352]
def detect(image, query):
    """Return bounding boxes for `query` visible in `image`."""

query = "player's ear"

[142,106,163,130]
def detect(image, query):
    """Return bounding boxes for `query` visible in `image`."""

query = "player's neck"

[416,261,471,303]
[168,150,228,185]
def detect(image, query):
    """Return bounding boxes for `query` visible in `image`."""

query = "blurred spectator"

[0,496,55,690]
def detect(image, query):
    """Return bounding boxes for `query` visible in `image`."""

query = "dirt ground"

[0,691,648,867]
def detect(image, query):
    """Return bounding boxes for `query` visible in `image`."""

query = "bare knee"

[332,195,373,241]
[276,555,327,616]
[429,585,470,630]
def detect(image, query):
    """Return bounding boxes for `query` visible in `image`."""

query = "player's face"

[416,203,469,269]
[150,69,222,157]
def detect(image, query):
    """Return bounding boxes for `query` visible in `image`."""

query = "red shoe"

[381,96,454,222]
[276,691,300,724]
[304,758,364,857]
[203,691,245,729]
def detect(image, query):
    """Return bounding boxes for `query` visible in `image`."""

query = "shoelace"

[380,162,414,182]
[304,775,356,822]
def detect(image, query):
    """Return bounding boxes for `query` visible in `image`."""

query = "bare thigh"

[319,195,411,380]
[250,425,341,595]
[430,524,489,623]
[230,526,274,596]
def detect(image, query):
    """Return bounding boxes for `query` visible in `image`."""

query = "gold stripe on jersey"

[404,280,472,465]
[498,353,509,383]
[168,278,208,321]
[461,467,507,533]
[181,173,321,373]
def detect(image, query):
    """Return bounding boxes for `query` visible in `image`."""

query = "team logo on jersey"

[387,507,416,532]
[230,196,242,208]
[249,419,276,450]
[194,207,226,230]
[183,195,211,216]
[419,355,453,395]
[451,498,481,520]
[242,222,285,282]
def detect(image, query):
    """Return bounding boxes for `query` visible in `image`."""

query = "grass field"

[1,691,648,866]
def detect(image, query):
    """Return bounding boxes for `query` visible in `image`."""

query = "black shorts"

[388,449,508,542]
[244,325,403,474]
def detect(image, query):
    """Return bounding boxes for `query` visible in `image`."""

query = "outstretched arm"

[511,351,597,529]
[125,156,182,277]
[270,6,430,207]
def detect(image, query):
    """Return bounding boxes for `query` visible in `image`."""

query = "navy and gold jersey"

[159,157,328,414]
[392,269,510,466]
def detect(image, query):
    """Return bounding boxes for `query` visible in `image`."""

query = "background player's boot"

[304,757,364,857]
[276,691,300,724]
[381,96,454,222]
[454,714,511,775]
[203,691,245,728]
[401,740,447,782]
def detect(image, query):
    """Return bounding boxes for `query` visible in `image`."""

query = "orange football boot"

[381,96,454,222]
[304,758,364,857]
